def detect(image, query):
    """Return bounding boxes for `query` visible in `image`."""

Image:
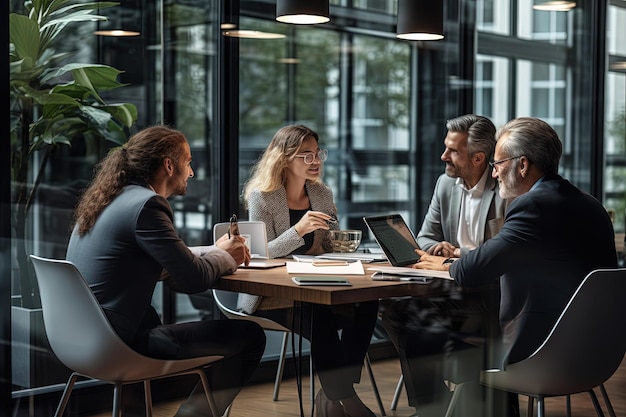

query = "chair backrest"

[508,268,626,395]
[30,255,221,382]
[212,289,290,333]
[213,221,269,258]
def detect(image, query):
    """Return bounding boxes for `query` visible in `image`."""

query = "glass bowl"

[328,230,362,253]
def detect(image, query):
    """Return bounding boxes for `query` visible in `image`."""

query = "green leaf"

[10,14,41,62]
[103,103,138,126]
[42,63,125,91]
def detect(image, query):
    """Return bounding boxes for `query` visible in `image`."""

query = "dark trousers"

[257,300,379,400]
[131,317,266,417]
[380,288,517,416]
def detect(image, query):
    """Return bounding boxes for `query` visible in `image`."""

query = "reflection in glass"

[477,0,510,35]
[518,0,570,44]
[475,55,510,127]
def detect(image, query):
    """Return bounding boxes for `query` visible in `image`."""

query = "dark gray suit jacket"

[450,175,617,367]
[66,184,237,345]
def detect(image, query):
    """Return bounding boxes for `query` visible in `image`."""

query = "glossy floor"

[88,355,626,417]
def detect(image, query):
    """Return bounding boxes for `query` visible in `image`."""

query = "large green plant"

[10,0,138,308]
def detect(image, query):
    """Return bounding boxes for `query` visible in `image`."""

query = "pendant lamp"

[532,1,576,11]
[94,4,140,37]
[276,0,330,24]
[397,0,444,41]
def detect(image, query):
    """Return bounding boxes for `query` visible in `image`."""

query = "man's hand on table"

[413,249,454,271]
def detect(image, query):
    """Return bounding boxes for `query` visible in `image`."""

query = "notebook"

[363,214,421,266]
[296,252,388,263]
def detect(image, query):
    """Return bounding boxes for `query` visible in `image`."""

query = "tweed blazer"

[417,171,509,257]
[237,181,339,313]
[248,182,338,257]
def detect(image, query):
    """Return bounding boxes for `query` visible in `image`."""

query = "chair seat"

[30,255,224,417]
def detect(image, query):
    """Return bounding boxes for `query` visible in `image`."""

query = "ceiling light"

[532,1,577,11]
[610,61,626,71]
[222,30,286,39]
[94,29,140,37]
[396,0,444,41]
[276,0,330,24]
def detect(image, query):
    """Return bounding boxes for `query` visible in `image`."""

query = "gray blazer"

[417,172,508,257]
[248,182,338,258]
[238,182,339,313]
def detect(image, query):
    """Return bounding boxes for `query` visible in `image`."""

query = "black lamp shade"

[276,0,330,24]
[397,0,444,40]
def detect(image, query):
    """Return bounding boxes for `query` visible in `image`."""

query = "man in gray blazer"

[381,114,508,417]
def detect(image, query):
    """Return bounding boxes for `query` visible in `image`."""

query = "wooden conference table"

[213,260,476,417]
[214,260,464,305]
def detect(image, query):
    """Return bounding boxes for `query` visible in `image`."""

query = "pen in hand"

[228,214,239,239]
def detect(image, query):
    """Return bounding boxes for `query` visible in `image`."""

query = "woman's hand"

[216,233,251,266]
[294,210,334,237]
[413,249,451,271]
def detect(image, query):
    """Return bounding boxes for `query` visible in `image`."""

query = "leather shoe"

[339,394,376,417]
[315,389,346,417]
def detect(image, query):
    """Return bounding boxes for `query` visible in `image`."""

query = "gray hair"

[446,114,496,159]
[496,117,562,175]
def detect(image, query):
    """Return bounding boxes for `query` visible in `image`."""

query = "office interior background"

[3,0,625,415]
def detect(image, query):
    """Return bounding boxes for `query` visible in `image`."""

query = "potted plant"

[9,0,138,387]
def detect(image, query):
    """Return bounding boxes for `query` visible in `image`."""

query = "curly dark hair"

[73,125,187,235]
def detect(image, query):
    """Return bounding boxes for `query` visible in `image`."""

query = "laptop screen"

[363,214,420,266]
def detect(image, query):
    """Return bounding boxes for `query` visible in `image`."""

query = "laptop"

[213,221,285,269]
[363,214,453,281]
[363,214,421,266]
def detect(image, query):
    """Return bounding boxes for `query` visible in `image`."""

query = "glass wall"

[5,0,624,413]
[605,1,626,233]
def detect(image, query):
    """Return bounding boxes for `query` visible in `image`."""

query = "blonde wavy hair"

[243,125,323,205]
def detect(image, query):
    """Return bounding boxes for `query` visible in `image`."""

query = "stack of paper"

[286,260,365,275]
[367,266,452,280]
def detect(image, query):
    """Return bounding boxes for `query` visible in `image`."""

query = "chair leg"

[566,394,571,417]
[537,396,545,417]
[144,380,153,417]
[273,331,290,401]
[390,374,404,411]
[196,369,221,417]
[598,383,617,417]
[443,382,464,417]
[588,389,606,417]
[310,354,315,404]
[527,396,535,417]
[112,382,123,417]
[364,353,386,416]
[54,372,80,417]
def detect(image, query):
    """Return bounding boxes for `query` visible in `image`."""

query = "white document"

[367,266,453,280]
[286,260,365,275]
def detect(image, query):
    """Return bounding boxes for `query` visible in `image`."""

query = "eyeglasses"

[294,149,328,164]
[489,155,521,170]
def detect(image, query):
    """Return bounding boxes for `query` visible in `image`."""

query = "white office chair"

[213,288,296,401]
[30,255,224,417]
[446,268,626,417]
[213,221,269,257]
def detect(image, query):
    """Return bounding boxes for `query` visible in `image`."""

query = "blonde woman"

[242,125,378,417]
